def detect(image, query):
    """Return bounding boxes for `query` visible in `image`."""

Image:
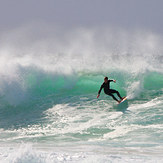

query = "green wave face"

[1,68,162,108]
[144,72,163,90]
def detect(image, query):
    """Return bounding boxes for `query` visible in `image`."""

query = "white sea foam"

[0,143,163,163]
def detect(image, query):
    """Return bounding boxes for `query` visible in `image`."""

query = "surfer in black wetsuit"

[97,77,124,103]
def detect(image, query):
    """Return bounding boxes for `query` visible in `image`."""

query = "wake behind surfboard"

[116,96,128,112]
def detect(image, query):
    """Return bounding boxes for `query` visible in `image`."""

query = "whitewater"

[0,25,163,162]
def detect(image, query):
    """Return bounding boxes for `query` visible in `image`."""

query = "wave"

[0,25,163,128]
[0,69,163,105]
[0,24,163,163]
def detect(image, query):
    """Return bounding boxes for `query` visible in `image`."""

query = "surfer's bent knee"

[105,93,113,96]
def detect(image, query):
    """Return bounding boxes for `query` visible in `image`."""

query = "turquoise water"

[0,27,163,162]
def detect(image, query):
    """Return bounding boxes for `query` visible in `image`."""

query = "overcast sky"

[0,0,163,33]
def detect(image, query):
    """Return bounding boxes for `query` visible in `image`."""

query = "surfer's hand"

[113,80,116,83]
[97,94,100,98]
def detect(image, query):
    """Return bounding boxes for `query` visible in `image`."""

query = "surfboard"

[119,97,127,104]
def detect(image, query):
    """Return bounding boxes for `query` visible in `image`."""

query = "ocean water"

[0,26,163,162]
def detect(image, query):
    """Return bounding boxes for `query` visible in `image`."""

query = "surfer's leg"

[109,89,123,100]
[106,93,119,102]
[116,91,123,99]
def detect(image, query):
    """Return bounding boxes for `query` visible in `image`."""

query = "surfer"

[97,77,124,103]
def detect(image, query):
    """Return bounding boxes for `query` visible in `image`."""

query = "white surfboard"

[119,97,127,104]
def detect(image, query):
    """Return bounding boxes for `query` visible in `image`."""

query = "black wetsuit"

[98,80,122,102]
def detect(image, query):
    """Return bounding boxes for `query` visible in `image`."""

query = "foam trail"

[127,81,142,99]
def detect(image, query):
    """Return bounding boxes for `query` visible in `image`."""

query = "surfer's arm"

[109,79,116,83]
[97,84,103,98]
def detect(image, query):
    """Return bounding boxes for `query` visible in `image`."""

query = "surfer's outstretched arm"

[108,79,116,83]
[113,80,116,83]
[97,84,103,98]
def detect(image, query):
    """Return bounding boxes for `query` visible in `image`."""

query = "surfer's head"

[104,77,108,83]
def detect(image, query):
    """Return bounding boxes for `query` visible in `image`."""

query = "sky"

[0,0,163,33]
